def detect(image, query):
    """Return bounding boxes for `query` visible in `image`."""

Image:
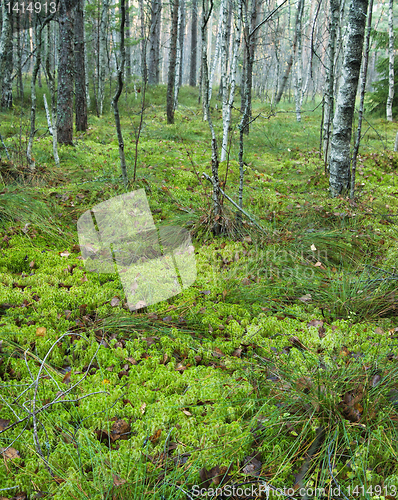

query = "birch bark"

[220,4,241,161]
[387,0,394,121]
[329,0,369,197]
[98,0,110,115]
[323,0,340,164]
[189,0,198,85]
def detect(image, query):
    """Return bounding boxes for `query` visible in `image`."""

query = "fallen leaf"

[36,327,46,337]
[111,419,130,441]
[182,409,192,416]
[0,446,20,460]
[0,419,10,431]
[62,371,71,384]
[149,429,162,443]
[112,474,127,487]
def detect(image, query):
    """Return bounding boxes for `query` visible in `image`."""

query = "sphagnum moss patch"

[1,86,398,499]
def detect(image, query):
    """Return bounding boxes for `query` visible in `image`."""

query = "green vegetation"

[0,84,398,499]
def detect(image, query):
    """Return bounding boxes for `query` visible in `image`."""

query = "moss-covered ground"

[0,83,398,499]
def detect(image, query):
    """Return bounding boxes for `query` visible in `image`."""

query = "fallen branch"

[202,172,267,235]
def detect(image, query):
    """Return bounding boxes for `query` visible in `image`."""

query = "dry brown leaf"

[0,447,20,460]
[62,371,71,385]
[149,429,162,443]
[36,327,46,337]
[112,473,127,487]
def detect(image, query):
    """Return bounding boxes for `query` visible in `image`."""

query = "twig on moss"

[202,172,267,235]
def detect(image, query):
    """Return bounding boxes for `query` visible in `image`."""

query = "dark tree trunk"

[112,0,128,187]
[75,0,87,132]
[189,0,198,86]
[57,0,75,145]
[167,0,179,124]
[148,0,162,85]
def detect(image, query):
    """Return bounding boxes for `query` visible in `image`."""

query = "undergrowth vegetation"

[0,83,398,499]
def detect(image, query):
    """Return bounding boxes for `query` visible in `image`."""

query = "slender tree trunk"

[387,0,394,121]
[98,0,110,115]
[323,0,340,165]
[112,0,128,187]
[1,10,13,108]
[329,0,369,197]
[218,1,231,99]
[293,0,305,122]
[201,0,221,234]
[174,0,185,107]
[57,0,75,145]
[221,3,241,162]
[16,15,23,100]
[275,0,300,105]
[125,0,131,76]
[139,0,148,83]
[0,3,12,108]
[208,0,224,101]
[44,21,60,166]
[148,0,162,84]
[178,0,185,87]
[75,0,88,132]
[350,0,373,198]
[190,0,198,86]
[167,0,179,123]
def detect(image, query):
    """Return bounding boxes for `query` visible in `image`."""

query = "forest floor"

[0,84,398,499]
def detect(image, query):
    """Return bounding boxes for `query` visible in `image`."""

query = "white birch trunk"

[387,0,394,122]
[208,0,224,102]
[294,0,305,122]
[221,9,241,162]
[174,0,182,108]
[323,0,340,164]
[329,0,369,196]
[98,0,110,116]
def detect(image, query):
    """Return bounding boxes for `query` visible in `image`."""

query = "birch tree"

[387,0,394,121]
[98,0,110,115]
[323,0,340,165]
[174,0,185,108]
[329,0,369,197]
[0,3,12,108]
[190,0,198,85]
[220,1,241,161]
[293,0,305,122]
[208,0,224,101]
